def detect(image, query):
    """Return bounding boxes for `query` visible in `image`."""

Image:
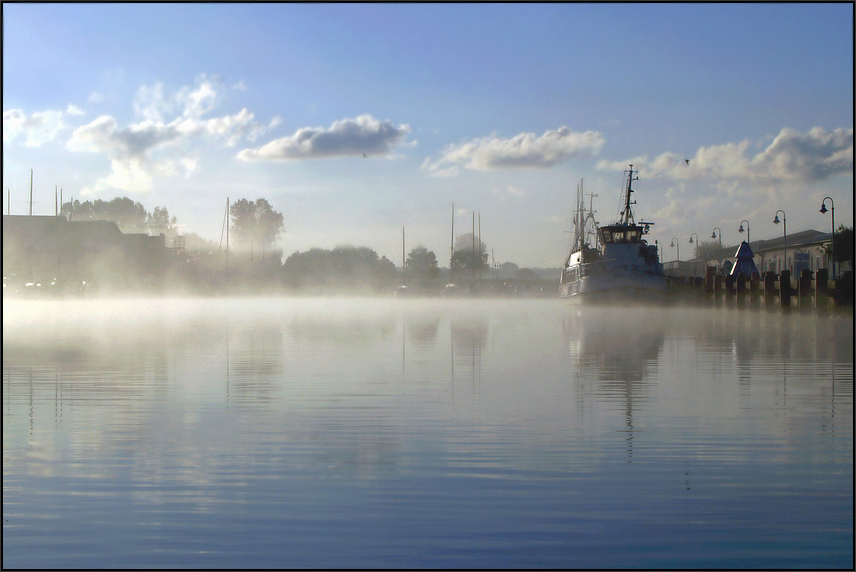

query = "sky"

[3,3,853,268]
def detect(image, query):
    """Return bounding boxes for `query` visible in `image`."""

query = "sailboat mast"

[578,179,584,250]
[450,202,454,271]
[478,212,481,280]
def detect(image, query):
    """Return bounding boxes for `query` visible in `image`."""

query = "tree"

[513,268,540,282]
[230,198,284,252]
[283,245,398,290]
[451,233,488,276]
[833,225,854,270]
[147,206,177,236]
[694,240,724,262]
[61,197,176,236]
[63,197,148,232]
[405,246,440,283]
[453,232,486,254]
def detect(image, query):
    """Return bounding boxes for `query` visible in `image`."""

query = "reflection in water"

[563,306,666,460]
[228,323,283,404]
[2,298,853,568]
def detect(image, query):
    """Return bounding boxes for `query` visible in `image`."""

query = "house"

[3,214,168,289]
[664,228,839,278]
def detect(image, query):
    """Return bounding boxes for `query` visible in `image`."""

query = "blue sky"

[3,3,852,267]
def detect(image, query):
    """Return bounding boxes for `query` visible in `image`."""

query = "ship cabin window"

[600,227,641,244]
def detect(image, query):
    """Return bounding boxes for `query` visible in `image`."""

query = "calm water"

[3,297,853,568]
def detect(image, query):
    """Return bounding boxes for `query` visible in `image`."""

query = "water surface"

[3,298,853,568]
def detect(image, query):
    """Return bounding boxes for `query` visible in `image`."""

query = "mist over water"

[3,297,853,568]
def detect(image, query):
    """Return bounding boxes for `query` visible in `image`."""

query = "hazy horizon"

[3,4,852,268]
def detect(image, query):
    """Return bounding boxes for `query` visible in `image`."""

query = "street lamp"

[738,220,750,244]
[820,197,835,277]
[670,237,680,263]
[711,227,722,248]
[773,210,787,273]
[688,233,699,277]
[711,227,723,273]
[688,232,699,251]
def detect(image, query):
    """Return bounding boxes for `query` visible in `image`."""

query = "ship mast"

[620,165,639,226]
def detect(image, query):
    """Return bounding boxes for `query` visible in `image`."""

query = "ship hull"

[560,265,665,302]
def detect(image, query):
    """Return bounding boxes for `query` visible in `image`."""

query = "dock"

[666,268,854,312]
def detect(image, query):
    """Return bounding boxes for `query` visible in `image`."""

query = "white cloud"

[237,114,411,161]
[748,126,852,182]
[66,104,85,116]
[67,75,277,195]
[491,185,527,199]
[420,157,458,177]
[602,127,852,185]
[3,109,25,142]
[87,91,105,104]
[422,127,605,176]
[80,158,153,197]
[3,108,66,146]
[133,73,221,123]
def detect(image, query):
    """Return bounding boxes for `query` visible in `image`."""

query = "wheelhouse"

[599,225,644,245]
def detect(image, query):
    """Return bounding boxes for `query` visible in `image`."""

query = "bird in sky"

[685,159,690,165]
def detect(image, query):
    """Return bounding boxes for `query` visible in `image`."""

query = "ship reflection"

[563,306,666,459]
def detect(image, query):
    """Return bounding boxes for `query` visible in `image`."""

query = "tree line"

[61,196,286,253]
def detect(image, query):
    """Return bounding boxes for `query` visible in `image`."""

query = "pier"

[666,267,854,312]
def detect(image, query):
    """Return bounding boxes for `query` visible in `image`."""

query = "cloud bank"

[237,114,411,161]
[3,108,66,146]
[64,74,277,195]
[422,127,605,176]
[599,127,852,185]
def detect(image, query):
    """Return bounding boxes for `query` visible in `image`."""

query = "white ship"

[560,165,665,301]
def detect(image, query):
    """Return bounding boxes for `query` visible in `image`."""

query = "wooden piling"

[704,266,716,294]
[736,273,749,307]
[749,273,760,308]
[713,274,722,301]
[725,275,735,304]
[798,269,813,313]
[779,270,791,309]
[815,269,828,313]
[763,271,777,309]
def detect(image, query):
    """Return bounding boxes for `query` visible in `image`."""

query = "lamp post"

[688,232,699,254]
[738,220,750,244]
[711,227,722,248]
[670,237,680,264]
[773,210,787,273]
[820,197,835,277]
[711,227,723,274]
[688,233,699,277]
